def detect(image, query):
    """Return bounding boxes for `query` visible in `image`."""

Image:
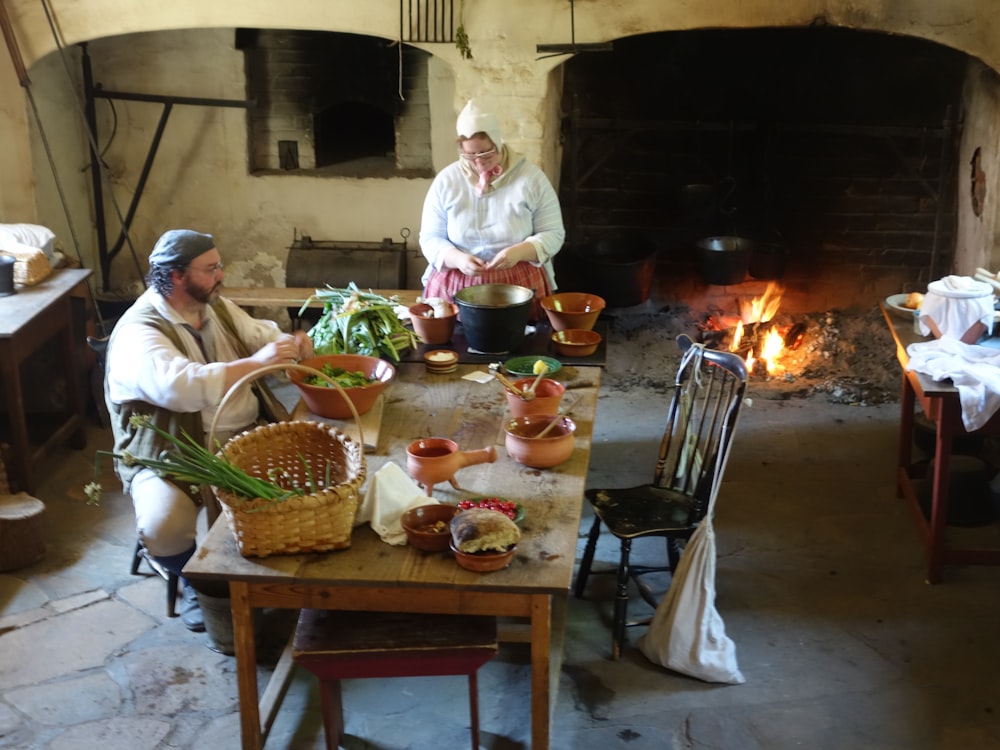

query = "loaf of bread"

[903,292,924,310]
[450,507,521,553]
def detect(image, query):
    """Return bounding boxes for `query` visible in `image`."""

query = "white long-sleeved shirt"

[106,288,284,432]
[419,154,566,287]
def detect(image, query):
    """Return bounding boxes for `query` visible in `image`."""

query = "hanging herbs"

[456,0,473,59]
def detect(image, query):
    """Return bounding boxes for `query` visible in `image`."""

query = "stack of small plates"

[423,349,458,374]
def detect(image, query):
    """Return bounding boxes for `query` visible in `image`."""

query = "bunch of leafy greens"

[304,364,376,388]
[85,415,333,509]
[303,283,419,362]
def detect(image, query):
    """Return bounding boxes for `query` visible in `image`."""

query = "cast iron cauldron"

[695,236,753,285]
[454,283,533,354]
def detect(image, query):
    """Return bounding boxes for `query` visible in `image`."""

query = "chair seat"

[586,485,697,537]
[293,610,497,750]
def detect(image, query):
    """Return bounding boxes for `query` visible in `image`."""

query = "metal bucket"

[695,236,753,285]
[453,283,533,354]
[577,238,658,307]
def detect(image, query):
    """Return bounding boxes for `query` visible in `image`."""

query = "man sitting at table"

[103,229,312,646]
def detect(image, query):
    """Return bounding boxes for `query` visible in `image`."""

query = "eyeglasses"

[459,148,498,162]
[189,262,224,275]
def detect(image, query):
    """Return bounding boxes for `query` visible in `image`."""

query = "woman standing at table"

[419,99,566,319]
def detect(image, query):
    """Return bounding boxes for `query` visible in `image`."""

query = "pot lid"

[926,276,993,299]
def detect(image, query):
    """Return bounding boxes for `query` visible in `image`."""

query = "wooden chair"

[574,334,748,659]
[292,609,498,750]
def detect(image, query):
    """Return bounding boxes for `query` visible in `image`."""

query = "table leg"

[530,595,552,750]
[897,370,915,481]
[231,582,264,750]
[0,345,31,492]
[927,409,956,585]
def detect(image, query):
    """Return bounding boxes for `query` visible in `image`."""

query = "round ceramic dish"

[885,293,920,320]
[504,356,562,378]
[449,540,516,572]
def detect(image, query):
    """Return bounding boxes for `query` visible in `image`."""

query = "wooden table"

[184,362,601,749]
[0,268,91,492]
[882,303,1000,583]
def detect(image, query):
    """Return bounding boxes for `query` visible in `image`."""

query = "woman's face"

[459,135,499,169]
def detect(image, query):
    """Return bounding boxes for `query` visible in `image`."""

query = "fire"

[731,283,786,376]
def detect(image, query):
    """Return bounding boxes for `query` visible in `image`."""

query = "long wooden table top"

[185,362,601,594]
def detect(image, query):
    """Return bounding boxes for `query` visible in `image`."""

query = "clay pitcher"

[406,437,497,497]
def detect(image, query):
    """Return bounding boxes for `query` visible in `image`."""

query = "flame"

[731,283,786,375]
[739,282,783,326]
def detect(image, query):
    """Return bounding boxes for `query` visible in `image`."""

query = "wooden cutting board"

[291,394,384,453]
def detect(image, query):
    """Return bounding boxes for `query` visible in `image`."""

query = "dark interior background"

[555,27,968,306]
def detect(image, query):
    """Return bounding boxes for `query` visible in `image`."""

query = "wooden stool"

[292,610,498,750]
[0,493,46,571]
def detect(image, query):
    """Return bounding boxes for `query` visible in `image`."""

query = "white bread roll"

[450,508,521,553]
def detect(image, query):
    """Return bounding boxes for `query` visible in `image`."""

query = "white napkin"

[355,462,437,545]
[906,336,1000,430]
[919,276,994,339]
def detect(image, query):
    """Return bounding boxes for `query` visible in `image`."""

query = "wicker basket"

[209,364,367,558]
[1,247,52,286]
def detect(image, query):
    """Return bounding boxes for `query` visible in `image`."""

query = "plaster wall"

[2,0,1000,298]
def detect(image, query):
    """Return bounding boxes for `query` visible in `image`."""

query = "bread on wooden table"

[450,508,520,553]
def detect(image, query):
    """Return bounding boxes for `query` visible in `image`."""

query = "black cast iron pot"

[454,283,534,354]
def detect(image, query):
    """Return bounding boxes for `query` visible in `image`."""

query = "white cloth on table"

[906,336,1000,431]
[355,462,436,545]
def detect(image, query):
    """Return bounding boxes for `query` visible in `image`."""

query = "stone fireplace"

[550,27,972,317]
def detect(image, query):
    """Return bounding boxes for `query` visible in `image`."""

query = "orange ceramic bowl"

[450,540,516,572]
[506,377,565,417]
[504,414,577,469]
[540,292,606,331]
[409,302,459,345]
[401,504,461,552]
[551,328,602,357]
[289,354,395,419]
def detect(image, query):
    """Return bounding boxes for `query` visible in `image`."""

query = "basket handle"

[209,363,364,453]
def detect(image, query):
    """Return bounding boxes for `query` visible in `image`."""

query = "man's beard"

[183,276,221,305]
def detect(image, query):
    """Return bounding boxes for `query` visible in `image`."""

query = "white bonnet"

[456,99,503,147]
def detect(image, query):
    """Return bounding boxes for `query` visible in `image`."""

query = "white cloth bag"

[637,516,745,684]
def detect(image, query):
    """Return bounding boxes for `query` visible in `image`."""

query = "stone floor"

[4,309,1000,749]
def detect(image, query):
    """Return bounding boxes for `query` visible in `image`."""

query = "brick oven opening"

[555,27,969,316]
[239,29,432,174]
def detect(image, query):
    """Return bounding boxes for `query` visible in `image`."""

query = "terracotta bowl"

[504,414,577,469]
[289,353,395,419]
[506,377,565,417]
[401,504,461,552]
[450,540,517,572]
[540,292,606,331]
[409,302,458,345]
[551,328,602,357]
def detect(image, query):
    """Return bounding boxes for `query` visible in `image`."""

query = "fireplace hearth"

[557,27,967,315]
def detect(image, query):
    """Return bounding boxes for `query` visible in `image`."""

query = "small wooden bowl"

[551,328,602,357]
[401,504,460,552]
[450,540,516,572]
